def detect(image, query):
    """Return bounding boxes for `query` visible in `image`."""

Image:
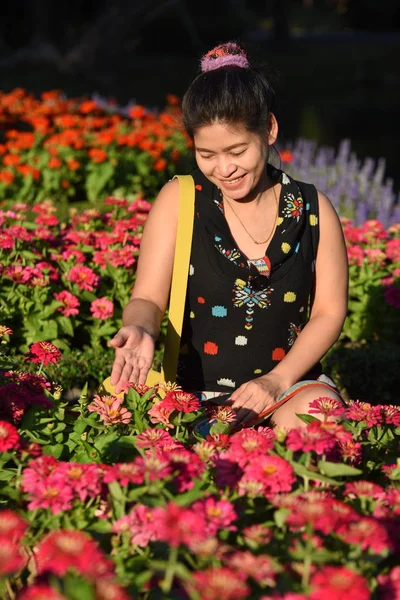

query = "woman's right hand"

[108,325,155,393]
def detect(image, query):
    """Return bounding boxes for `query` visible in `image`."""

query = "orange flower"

[80,100,97,114]
[88,148,108,163]
[0,144,6,155]
[48,157,62,169]
[66,158,80,171]
[61,179,70,189]
[129,105,146,119]
[16,164,40,180]
[154,158,167,171]
[3,154,20,167]
[0,171,15,185]
[166,94,180,106]
[280,150,293,163]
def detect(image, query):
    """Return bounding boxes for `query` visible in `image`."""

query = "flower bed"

[0,89,189,203]
[0,335,399,599]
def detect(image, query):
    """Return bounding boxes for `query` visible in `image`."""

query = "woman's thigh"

[270,384,344,431]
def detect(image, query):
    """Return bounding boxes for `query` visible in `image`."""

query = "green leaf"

[86,162,114,202]
[274,507,290,528]
[94,431,120,455]
[318,460,363,478]
[117,435,138,448]
[295,413,320,425]
[174,481,208,506]
[42,444,64,459]
[209,421,231,436]
[88,519,112,534]
[57,315,74,337]
[292,461,341,486]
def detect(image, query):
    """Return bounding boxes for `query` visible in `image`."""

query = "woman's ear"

[268,113,279,146]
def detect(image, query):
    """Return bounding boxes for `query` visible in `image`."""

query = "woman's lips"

[220,173,246,189]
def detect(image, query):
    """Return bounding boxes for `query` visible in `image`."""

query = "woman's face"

[194,120,275,202]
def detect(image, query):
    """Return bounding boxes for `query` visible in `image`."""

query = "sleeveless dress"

[175,165,340,430]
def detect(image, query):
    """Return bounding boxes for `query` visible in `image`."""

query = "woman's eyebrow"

[196,142,248,152]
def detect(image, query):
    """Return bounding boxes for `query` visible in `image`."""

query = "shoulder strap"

[162,175,195,382]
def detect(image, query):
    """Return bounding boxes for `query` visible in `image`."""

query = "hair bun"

[200,42,249,73]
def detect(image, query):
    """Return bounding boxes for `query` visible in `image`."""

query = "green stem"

[161,545,178,593]
[37,358,45,377]
[301,525,313,590]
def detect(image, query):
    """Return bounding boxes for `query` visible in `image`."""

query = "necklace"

[223,181,280,245]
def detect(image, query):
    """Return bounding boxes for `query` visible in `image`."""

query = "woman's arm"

[269,190,349,389]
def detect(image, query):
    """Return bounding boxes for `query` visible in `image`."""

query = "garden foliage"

[0,335,399,599]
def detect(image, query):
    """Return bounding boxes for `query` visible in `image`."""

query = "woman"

[109,42,348,431]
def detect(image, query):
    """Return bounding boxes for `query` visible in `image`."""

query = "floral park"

[0,88,399,599]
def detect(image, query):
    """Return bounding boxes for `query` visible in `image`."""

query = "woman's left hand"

[228,373,287,429]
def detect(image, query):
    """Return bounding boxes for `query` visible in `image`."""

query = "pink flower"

[24,341,62,365]
[26,472,74,514]
[386,238,400,262]
[153,502,208,548]
[165,448,205,492]
[230,551,277,587]
[347,245,364,266]
[240,454,295,496]
[188,567,249,600]
[227,428,275,467]
[104,462,143,486]
[0,420,20,451]
[147,402,174,428]
[286,420,337,455]
[66,265,99,291]
[90,297,114,320]
[53,290,80,317]
[35,530,113,579]
[344,480,384,500]
[308,396,345,419]
[135,428,175,449]
[0,539,26,576]
[113,504,159,547]
[384,286,400,309]
[161,390,201,413]
[242,524,273,546]
[193,497,237,535]
[0,231,14,249]
[18,583,67,599]
[94,580,130,600]
[345,400,382,427]
[380,404,400,426]
[310,565,370,600]
[134,452,172,482]
[337,517,392,553]
[57,463,102,502]
[0,325,13,336]
[378,566,400,600]
[337,437,362,464]
[286,497,356,535]
[0,510,27,542]
[21,455,58,493]
[88,394,132,425]
[364,247,386,267]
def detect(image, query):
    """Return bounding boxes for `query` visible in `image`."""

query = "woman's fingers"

[110,354,127,386]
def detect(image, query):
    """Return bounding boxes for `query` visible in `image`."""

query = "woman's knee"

[270,386,342,431]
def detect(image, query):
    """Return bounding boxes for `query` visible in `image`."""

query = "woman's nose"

[217,156,237,178]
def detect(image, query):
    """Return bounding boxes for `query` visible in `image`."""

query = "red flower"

[35,530,113,579]
[0,539,25,576]
[80,100,97,113]
[378,566,400,600]
[310,565,370,600]
[280,150,293,163]
[0,170,15,185]
[239,454,295,496]
[188,566,249,600]
[154,157,167,171]
[286,420,337,455]
[0,420,20,451]
[129,105,146,119]
[0,510,27,542]
[25,341,62,365]
[67,265,99,291]
[18,584,67,600]
[153,502,208,548]
[48,157,62,169]
[88,148,108,163]
[161,391,201,413]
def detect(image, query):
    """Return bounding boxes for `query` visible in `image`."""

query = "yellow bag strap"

[161,174,195,382]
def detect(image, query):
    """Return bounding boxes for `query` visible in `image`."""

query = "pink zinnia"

[88,394,132,426]
[0,325,13,336]
[230,551,277,587]
[18,584,67,599]
[286,420,337,455]
[0,231,15,249]
[386,238,400,262]
[113,504,158,547]
[147,402,174,428]
[57,462,102,502]
[240,454,295,496]
[25,341,62,365]
[227,428,275,467]
[104,462,143,486]
[135,428,175,449]
[347,245,364,267]
[310,565,370,600]
[308,396,345,419]
[67,265,99,291]
[193,496,237,535]
[161,390,201,413]
[90,297,114,320]
[380,404,400,426]
[35,530,113,579]
[26,472,74,514]
[345,400,382,427]
[53,290,80,317]
[152,503,208,548]
[337,517,392,553]
[165,448,205,492]
[344,480,384,500]
[0,420,20,451]
[378,566,400,600]
[384,286,400,309]
[0,509,27,542]
[188,566,249,600]
[0,539,26,576]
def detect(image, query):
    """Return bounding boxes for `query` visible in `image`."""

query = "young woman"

[109,42,348,430]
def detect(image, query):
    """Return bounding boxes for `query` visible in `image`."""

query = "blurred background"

[1,0,399,184]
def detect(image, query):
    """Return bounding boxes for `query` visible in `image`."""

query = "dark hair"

[182,47,277,140]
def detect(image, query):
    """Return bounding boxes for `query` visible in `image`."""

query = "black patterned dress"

[176,165,323,394]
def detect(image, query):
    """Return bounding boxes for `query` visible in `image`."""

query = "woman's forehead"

[194,121,254,149]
